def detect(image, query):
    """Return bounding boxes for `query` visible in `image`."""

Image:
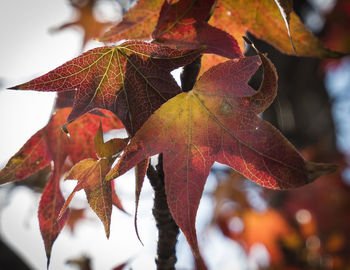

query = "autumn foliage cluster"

[0,0,348,269]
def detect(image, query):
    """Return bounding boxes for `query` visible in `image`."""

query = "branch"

[147,155,179,270]
[180,55,202,92]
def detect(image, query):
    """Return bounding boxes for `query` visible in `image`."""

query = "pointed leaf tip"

[134,159,149,246]
[46,255,51,270]
[39,171,68,270]
[111,180,128,214]
[94,122,104,156]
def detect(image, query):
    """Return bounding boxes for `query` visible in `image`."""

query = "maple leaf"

[52,0,111,48]
[152,0,242,59]
[0,108,123,265]
[101,0,164,43]
[210,0,341,57]
[0,108,123,185]
[9,41,203,135]
[106,53,336,260]
[59,124,128,237]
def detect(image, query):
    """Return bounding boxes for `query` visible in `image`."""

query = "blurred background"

[0,0,350,269]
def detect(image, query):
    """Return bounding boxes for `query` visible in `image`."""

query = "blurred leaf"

[322,0,350,54]
[210,0,341,57]
[66,208,87,234]
[101,0,164,42]
[52,0,111,47]
[66,255,92,270]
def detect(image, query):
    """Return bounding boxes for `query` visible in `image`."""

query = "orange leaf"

[199,54,228,76]
[234,208,295,263]
[52,0,111,47]
[101,0,164,43]
[210,0,341,57]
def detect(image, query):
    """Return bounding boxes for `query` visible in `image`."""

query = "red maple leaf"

[10,41,202,135]
[106,53,335,263]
